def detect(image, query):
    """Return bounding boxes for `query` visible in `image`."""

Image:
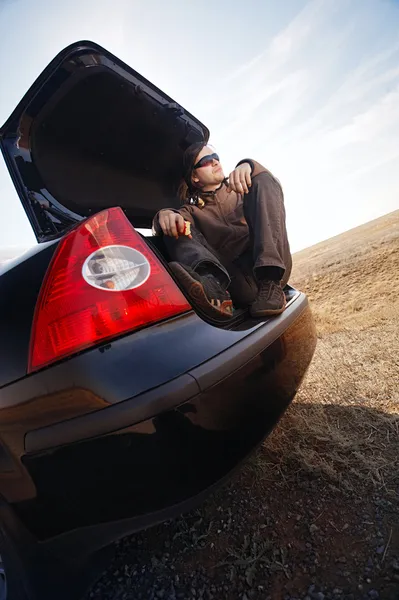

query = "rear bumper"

[14,295,317,549]
[25,291,311,453]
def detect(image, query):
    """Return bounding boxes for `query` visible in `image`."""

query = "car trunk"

[0,41,209,241]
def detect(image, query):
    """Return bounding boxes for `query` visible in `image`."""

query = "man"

[153,143,292,319]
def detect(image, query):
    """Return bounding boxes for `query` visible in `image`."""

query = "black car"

[0,41,317,599]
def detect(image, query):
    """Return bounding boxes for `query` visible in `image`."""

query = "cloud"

[199,0,399,250]
[226,0,335,83]
[202,0,354,162]
[204,1,333,128]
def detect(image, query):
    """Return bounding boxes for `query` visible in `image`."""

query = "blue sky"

[0,0,398,260]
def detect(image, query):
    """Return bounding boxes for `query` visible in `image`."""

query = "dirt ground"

[86,211,399,600]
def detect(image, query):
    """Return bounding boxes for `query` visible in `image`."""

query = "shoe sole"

[169,262,233,320]
[249,297,287,318]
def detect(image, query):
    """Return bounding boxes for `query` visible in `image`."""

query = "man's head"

[182,143,225,198]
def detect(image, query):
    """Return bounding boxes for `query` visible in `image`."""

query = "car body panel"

[24,290,309,454]
[0,290,308,502]
[15,303,316,545]
[0,240,58,387]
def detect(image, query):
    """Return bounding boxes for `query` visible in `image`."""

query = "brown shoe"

[250,279,286,318]
[169,262,233,320]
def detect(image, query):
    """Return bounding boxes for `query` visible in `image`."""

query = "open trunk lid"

[0,41,209,242]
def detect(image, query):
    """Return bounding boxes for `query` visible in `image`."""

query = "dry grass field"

[267,209,399,495]
[88,210,399,600]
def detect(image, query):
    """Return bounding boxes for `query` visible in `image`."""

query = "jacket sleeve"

[152,205,195,236]
[235,159,268,179]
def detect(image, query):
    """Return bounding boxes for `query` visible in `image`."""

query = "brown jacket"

[153,159,282,264]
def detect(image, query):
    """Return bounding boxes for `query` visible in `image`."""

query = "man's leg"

[243,172,293,316]
[226,250,259,308]
[163,226,230,286]
[163,228,233,319]
[243,172,292,286]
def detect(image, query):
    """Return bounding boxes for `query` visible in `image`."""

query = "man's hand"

[158,210,192,239]
[227,163,252,194]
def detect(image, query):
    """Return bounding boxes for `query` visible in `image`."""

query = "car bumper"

[24,290,311,454]
[14,294,317,551]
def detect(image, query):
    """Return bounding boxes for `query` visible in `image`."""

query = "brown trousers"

[164,173,292,308]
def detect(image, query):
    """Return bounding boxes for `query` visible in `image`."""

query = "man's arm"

[235,159,268,179]
[228,159,279,194]
[152,206,194,238]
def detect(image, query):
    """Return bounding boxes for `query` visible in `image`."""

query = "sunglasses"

[193,153,220,169]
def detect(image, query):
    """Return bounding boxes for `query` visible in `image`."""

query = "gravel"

[85,462,399,600]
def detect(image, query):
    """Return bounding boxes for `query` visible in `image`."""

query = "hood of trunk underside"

[0,41,209,241]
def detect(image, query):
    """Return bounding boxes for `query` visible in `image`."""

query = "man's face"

[191,146,225,189]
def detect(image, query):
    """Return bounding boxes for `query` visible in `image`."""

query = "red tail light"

[28,207,191,372]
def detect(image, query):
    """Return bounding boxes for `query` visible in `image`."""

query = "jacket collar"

[201,179,228,196]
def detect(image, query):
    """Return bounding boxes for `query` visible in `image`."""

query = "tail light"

[28,207,191,372]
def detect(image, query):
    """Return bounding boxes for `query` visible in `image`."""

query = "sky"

[0,0,398,261]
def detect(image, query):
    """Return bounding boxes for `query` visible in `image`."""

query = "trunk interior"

[30,68,205,229]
